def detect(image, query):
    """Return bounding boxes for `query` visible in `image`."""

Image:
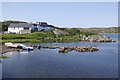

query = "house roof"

[8,23,33,28]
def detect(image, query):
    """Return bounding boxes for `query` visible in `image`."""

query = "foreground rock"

[59,46,99,53]
[74,46,98,52]
[59,47,74,53]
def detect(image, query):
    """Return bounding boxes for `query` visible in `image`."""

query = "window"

[24,27,29,30]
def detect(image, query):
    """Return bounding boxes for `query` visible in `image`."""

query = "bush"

[80,32,97,35]
[67,28,80,36]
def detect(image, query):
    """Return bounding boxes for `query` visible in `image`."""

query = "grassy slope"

[1,29,97,43]
[2,32,54,43]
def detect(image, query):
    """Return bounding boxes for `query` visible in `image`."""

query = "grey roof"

[9,23,33,28]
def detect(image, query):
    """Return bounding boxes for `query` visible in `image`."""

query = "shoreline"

[1,33,118,43]
[0,44,99,54]
[0,39,117,55]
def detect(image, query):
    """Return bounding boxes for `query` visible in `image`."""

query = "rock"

[105,39,112,42]
[37,46,41,49]
[59,47,73,53]
[74,46,98,52]
[59,47,68,53]
[112,40,117,42]
[32,46,38,48]
[90,47,99,52]
[84,34,117,43]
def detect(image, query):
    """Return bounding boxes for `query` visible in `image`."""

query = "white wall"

[8,27,23,33]
[8,25,51,34]
[8,27,31,34]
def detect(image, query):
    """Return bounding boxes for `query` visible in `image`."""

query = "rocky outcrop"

[59,46,99,53]
[81,34,117,42]
[1,44,99,54]
[74,46,98,52]
[59,47,74,53]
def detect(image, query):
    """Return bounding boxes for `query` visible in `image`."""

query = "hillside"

[79,27,118,33]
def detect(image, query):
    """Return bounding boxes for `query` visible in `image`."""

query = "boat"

[5,42,33,50]
[17,44,33,50]
[5,42,20,48]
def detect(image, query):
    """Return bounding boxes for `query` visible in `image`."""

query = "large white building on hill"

[8,22,51,34]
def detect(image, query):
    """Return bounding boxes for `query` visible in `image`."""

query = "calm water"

[2,34,118,78]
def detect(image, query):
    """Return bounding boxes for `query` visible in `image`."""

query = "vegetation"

[67,28,80,36]
[48,25,66,31]
[2,31,54,39]
[79,27,119,33]
[0,56,9,59]
[1,20,117,43]
[1,29,97,43]
[1,31,54,43]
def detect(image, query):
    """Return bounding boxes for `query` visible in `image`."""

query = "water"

[2,34,118,78]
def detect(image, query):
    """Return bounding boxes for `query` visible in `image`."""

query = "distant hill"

[79,27,119,33]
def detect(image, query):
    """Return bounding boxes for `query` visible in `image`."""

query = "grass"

[2,31,54,39]
[0,39,40,43]
[1,31,97,43]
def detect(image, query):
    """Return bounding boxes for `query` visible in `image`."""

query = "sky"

[1,0,119,2]
[2,2,118,28]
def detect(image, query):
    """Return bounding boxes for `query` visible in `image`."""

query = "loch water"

[2,34,118,78]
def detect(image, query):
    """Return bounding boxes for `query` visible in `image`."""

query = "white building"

[8,23,37,34]
[8,22,51,34]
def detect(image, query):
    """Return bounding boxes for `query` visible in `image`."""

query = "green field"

[1,30,97,43]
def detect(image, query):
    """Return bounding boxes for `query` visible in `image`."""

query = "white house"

[8,22,51,34]
[8,23,38,34]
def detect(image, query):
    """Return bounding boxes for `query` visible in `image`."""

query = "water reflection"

[19,50,33,54]
[4,50,33,56]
